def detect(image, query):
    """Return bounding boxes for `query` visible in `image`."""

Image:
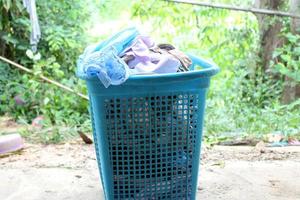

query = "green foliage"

[0,0,91,137]
[132,0,300,139]
[19,125,88,144]
[0,0,30,57]
[272,33,300,82]
[1,0,299,143]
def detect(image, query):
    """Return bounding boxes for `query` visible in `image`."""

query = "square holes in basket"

[104,93,199,199]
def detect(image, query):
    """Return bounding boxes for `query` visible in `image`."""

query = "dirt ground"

[1,140,300,200]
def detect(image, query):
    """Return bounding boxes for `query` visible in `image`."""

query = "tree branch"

[166,0,300,19]
[0,56,89,101]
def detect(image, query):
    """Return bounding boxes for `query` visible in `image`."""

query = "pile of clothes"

[77,27,192,87]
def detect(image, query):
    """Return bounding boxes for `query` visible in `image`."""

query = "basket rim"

[77,54,220,84]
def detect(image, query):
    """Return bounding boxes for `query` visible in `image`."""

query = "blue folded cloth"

[83,47,129,88]
[77,27,139,88]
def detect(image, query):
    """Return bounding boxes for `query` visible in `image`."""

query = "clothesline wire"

[166,0,300,19]
[0,56,89,101]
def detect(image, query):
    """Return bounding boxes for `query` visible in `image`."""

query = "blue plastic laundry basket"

[78,54,219,200]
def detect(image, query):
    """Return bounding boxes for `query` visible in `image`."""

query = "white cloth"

[23,0,41,52]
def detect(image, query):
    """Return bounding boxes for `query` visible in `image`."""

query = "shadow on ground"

[1,142,300,200]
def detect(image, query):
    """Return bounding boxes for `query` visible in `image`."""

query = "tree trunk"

[254,0,285,72]
[282,0,300,104]
[290,0,300,33]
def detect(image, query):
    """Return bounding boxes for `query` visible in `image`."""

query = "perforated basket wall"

[89,90,207,200]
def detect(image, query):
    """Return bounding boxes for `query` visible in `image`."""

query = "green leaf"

[3,0,12,11]
[272,49,282,58]
[52,62,60,69]
[281,54,291,62]
[286,33,299,44]
[26,49,34,59]
[33,53,41,61]
[274,62,285,71]
[294,47,300,56]
[15,0,24,12]
[2,35,19,45]
[44,97,50,105]
[286,72,300,82]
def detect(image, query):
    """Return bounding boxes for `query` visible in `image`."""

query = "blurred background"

[0,0,299,144]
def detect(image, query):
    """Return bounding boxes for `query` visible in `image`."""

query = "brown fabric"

[157,43,176,51]
[168,49,191,71]
[121,54,135,64]
[151,44,192,72]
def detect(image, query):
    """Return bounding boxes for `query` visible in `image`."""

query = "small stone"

[75,175,82,178]
[197,186,204,190]
[255,141,266,153]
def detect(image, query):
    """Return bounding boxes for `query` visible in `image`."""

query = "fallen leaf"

[211,160,225,168]
[78,131,93,144]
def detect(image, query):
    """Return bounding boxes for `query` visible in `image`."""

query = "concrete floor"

[1,143,300,200]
